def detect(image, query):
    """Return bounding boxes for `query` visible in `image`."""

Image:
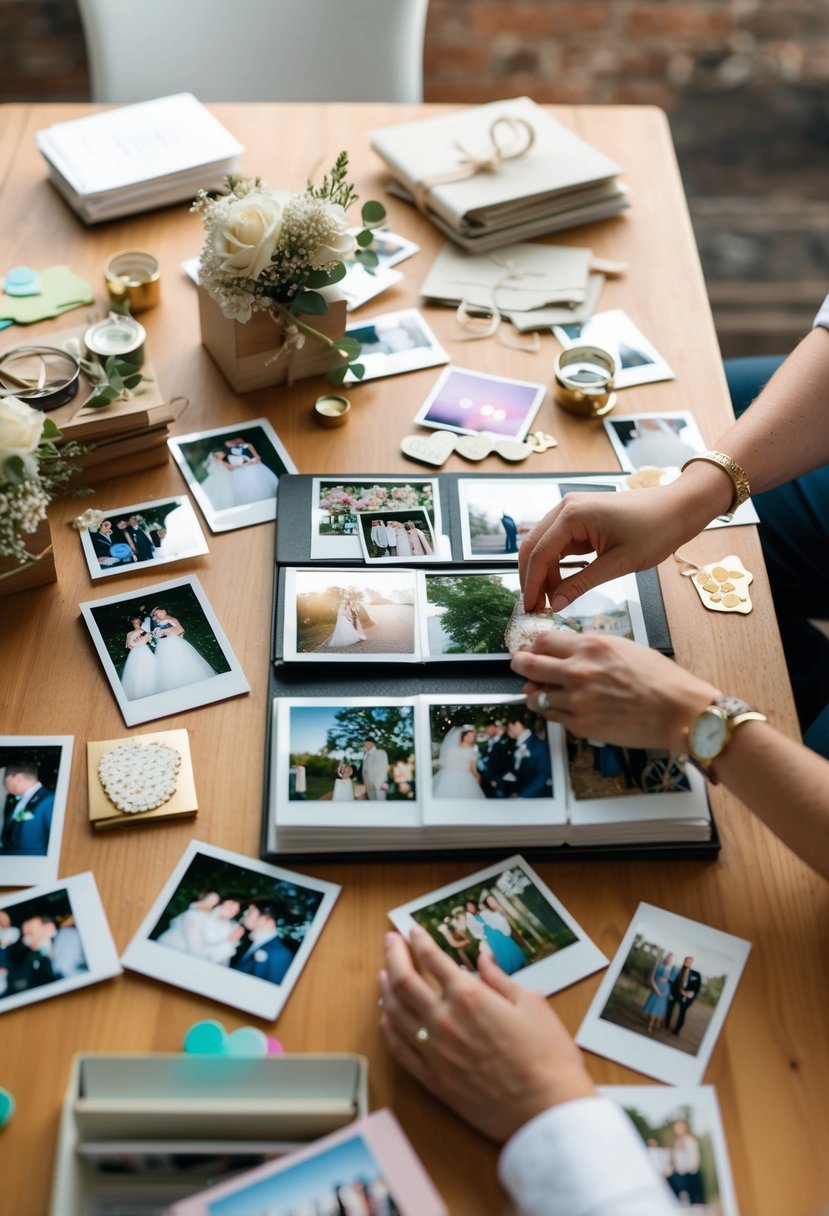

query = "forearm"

[712,721,829,880]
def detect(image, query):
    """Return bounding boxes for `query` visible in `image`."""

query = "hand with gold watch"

[684,696,768,783]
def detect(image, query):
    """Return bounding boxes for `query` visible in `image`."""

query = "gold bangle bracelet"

[679,450,751,517]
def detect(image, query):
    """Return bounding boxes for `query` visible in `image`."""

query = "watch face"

[690,709,728,762]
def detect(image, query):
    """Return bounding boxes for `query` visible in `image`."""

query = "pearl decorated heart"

[98,738,181,814]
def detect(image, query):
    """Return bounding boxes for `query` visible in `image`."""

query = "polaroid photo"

[576,902,751,1086]
[0,872,120,1014]
[620,458,760,530]
[343,308,448,383]
[415,366,547,441]
[604,412,705,474]
[282,568,420,663]
[356,508,440,564]
[419,696,568,827]
[168,419,297,533]
[311,476,443,561]
[553,309,674,389]
[566,736,710,827]
[273,698,420,829]
[457,477,562,561]
[389,854,607,995]
[420,568,521,659]
[121,841,340,1020]
[0,736,73,887]
[599,1084,738,1215]
[80,574,249,727]
[78,495,208,580]
[338,262,404,312]
[168,1108,447,1216]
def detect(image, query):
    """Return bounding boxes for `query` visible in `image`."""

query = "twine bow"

[413,115,536,213]
[452,253,543,352]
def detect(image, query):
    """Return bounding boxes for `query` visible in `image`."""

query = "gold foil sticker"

[681,554,754,614]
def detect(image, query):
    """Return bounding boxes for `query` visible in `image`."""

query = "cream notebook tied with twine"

[371,96,627,250]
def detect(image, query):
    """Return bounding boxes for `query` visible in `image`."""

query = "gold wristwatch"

[684,696,767,782]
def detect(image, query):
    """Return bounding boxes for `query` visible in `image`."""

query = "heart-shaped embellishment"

[183,1020,230,1056]
[227,1027,269,1058]
[491,437,534,463]
[98,738,181,814]
[400,431,457,467]
[454,434,495,462]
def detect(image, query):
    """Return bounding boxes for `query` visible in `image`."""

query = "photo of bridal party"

[287,704,416,803]
[169,420,296,532]
[79,496,208,579]
[289,569,417,659]
[0,886,88,1000]
[428,704,554,800]
[357,508,438,562]
[312,478,438,559]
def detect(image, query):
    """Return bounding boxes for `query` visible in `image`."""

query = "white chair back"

[77,0,428,103]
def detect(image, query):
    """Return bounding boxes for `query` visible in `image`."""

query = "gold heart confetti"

[676,553,754,614]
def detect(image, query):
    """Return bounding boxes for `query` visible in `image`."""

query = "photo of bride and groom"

[170,420,296,531]
[288,704,416,804]
[81,496,208,580]
[429,706,554,801]
[148,854,326,989]
[290,570,417,659]
[83,577,246,726]
[357,508,438,563]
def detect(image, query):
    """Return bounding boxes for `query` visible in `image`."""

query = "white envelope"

[421,240,591,314]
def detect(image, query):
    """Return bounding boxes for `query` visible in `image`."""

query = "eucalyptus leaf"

[3,454,27,485]
[304,269,333,289]
[333,336,362,359]
[41,418,61,440]
[291,290,329,316]
[123,374,143,390]
[349,363,366,380]
[356,229,374,248]
[362,201,386,225]
[327,363,349,386]
[325,261,347,285]
[355,249,380,272]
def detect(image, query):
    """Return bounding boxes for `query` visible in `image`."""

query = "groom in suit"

[502,714,552,798]
[361,738,389,800]
[501,513,519,553]
[477,719,513,799]
[2,763,54,855]
[667,956,702,1036]
[232,900,293,985]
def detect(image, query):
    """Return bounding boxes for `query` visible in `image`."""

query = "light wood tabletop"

[0,103,826,1216]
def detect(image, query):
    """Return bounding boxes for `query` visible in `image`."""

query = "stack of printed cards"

[267,691,712,856]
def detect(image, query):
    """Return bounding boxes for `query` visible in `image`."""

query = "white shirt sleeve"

[498,1097,679,1216]
[813,294,829,330]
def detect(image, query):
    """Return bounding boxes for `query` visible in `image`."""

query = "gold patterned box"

[87,729,197,830]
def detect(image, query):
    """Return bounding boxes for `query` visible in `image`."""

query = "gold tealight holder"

[314,394,351,427]
[105,250,161,313]
[553,344,617,418]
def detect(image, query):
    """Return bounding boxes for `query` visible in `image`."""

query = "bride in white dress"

[432,725,485,800]
[323,600,366,648]
[150,607,217,692]
[392,521,412,557]
[225,438,279,506]
[404,520,433,556]
[332,761,355,801]
[157,893,243,964]
[201,450,236,512]
[121,615,157,700]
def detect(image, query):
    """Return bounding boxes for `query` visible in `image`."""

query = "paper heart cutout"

[400,431,456,467]
[98,738,180,814]
[183,1020,229,1055]
[490,437,534,463]
[227,1027,269,1058]
[454,434,494,461]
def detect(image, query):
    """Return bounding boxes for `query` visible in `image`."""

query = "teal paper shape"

[227,1027,268,1058]
[4,266,41,297]
[0,1088,15,1128]
[183,1020,229,1056]
[0,265,93,324]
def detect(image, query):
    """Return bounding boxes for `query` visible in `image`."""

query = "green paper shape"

[0,265,93,324]
[183,1019,229,1056]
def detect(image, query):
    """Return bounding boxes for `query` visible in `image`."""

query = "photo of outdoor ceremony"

[287,704,416,803]
[428,703,554,801]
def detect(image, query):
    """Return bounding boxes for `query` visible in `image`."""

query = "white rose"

[213,190,291,280]
[0,396,45,478]
[308,203,358,268]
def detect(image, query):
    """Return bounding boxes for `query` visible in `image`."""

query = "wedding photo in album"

[80,575,249,727]
[388,855,607,995]
[0,873,121,1015]
[120,841,340,1020]
[0,735,73,887]
[310,476,442,560]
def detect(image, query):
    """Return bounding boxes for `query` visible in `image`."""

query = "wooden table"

[0,104,826,1216]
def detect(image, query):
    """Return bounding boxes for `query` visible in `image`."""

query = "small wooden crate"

[198,287,347,392]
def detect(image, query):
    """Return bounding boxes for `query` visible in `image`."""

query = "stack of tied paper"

[421,241,606,332]
[371,96,627,253]
[36,94,242,224]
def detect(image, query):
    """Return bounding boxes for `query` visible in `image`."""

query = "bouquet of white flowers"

[193,153,385,384]
[0,396,85,564]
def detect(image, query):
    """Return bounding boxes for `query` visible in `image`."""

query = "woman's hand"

[378,927,594,1144]
[510,632,720,755]
[518,483,712,612]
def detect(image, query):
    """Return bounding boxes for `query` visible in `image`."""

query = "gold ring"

[415,1026,430,1044]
